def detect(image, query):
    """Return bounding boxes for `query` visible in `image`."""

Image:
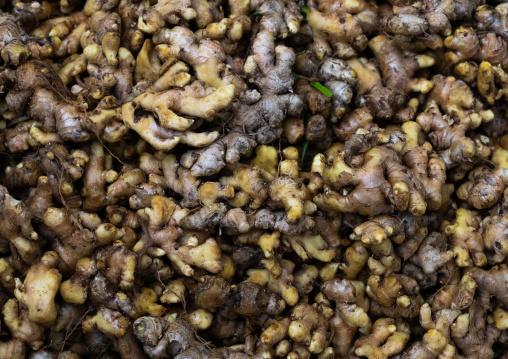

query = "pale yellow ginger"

[136,195,223,276]
[261,317,291,346]
[198,182,235,206]
[186,308,214,331]
[477,61,508,104]
[244,258,299,306]
[237,230,281,258]
[14,251,62,327]
[441,208,487,267]
[131,287,166,318]
[220,165,272,209]
[82,307,130,338]
[2,298,45,350]
[288,303,330,354]
[122,81,233,150]
[0,258,15,292]
[160,278,186,304]
[355,318,410,359]
[250,145,279,176]
[269,176,307,222]
[283,232,336,262]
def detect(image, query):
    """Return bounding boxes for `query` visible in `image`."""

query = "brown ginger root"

[457,146,508,209]
[314,140,425,216]
[134,316,218,359]
[416,74,494,174]
[137,0,196,34]
[180,92,302,176]
[444,27,508,70]
[409,232,454,274]
[481,214,508,263]
[306,6,368,59]
[321,278,371,355]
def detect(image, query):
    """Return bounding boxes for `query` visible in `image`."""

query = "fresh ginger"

[14,251,62,327]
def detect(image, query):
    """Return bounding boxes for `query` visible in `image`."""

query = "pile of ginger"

[1,0,508,358]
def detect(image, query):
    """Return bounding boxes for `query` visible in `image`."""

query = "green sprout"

[301,140,309,168]
[310,81,333,98]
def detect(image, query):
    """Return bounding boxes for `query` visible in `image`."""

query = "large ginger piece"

[138,0,196,34]
[382,0,455,38]
[0,185,40,265]
[180,91,302,177]
[481,214,508,263]
[2,298,44,350]
[122,80,230,150]
[400,121,450,211]
[154,26,243,90]
[137,195,222,276]
[355,318,410,359]
[244,30,296,94]
[368,35,435,95]
[409,232,454,274]
[0,14,31,65]
[347,57,405,120]
[416,75,493,175]
[367,274,422,319]
[451,295,501,359]
[441,208,487,267]
[6,62,91,142]
[321,278,371,355]
[14,251,62,327]
[134,316,218,358]
[473,265,508,307]
[314,135,425,216]
[288,303,329,354]
[457,146,508,209]
[306,5,368,59]
[444,27,508,70]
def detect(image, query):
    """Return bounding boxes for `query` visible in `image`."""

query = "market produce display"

[0,0,508,358]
